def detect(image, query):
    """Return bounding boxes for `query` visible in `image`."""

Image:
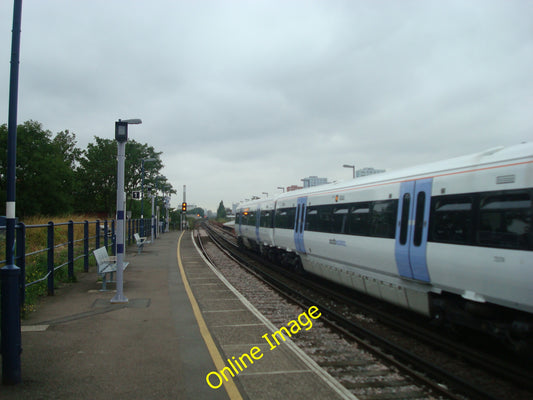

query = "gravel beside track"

[200,224,533,400]
[197,228,447,400]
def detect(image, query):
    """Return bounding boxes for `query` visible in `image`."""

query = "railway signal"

[182,202,187,213]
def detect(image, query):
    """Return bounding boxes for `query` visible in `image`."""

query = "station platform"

[1,230,355,400]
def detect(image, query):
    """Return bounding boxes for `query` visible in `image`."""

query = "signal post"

[181,201,187,230]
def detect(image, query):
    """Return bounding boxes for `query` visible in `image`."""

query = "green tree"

[0,120,174,217]
[124,142,176,218]
[0,121,79,216]
[217,201,227,219]
[74,137,175,216]
[74,137,117,214]
[53,129,82,170]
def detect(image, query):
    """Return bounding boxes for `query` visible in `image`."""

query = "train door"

[237,210,242,236]
[395,178,432,282]
[255,206,261,244]
[294,197,307,254]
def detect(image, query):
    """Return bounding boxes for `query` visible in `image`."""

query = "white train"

[235,143,533,350]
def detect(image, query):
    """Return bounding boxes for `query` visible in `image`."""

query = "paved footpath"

[0,231,229,400]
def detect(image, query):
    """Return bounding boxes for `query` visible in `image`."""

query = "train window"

[399,194,411,245]
[274,207,296,229]
[413,192,426,246]
[260,210,273,228]
[247,211,256,226]
[369,200,398,238]
[287,208,296,229]
[305,208,319,231]
[313,205,326,233]
[429,195,473,245]
[332,208,349,234]
[349,203,371,236]
[300,200,397,237]
[478,191,532,250]
[274,209,286,228]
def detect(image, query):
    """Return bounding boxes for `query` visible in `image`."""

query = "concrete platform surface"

[0,230,355,400]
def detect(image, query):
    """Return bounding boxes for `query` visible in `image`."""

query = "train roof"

[277,141,533,201]
[235,197,276,211]
[234,142,533,208]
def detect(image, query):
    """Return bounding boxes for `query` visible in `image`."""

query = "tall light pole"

[1,0,23,385]
[151,188,156,242]
[152,175,165,237]
[140,158,156,237]
[111,118,142,304]
[343,164,355,179]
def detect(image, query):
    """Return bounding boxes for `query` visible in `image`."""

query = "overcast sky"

[1,0,532,212]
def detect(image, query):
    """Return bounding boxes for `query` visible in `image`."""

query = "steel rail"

[202,222,521,400]
[207,223,533,389]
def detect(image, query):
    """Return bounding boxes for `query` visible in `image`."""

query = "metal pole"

[111,140,128,303]
[83,220,89,272]
[67,220,74,281]
[166,197,169,233]
[1,0,23,385]
[16,222,26,309]
[151,194,155,242]
[154,180,159,239]
[47,221,54,296]
[5,0,22,255]
[343,164,355,178]
[104,219,108,250]
[140,159,145,236]
[156,206,160,236]
[182,185,186,230]
[95,220,100,249]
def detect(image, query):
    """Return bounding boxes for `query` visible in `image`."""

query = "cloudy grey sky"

[1,0,532,212]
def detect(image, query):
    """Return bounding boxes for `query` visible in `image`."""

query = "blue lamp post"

[1,0,23,385]
[111,118,141,304]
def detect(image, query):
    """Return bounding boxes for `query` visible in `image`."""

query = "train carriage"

[235,143,533,348]
[235,198,276,254]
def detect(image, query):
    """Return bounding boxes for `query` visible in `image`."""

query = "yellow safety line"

[176,231,244,400]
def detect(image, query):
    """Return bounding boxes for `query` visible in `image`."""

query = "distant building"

[301,176,328,188]
[286,185,303,192]
[356,167,385,178]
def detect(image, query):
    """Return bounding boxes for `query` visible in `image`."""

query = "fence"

[0,218,153,311]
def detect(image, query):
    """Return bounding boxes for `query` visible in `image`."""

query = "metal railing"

[0,218,152,310]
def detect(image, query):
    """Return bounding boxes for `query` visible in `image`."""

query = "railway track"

[199,222,533,400]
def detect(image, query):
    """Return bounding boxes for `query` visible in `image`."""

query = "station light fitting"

[115,118,142,143]
[115,121,128,142]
